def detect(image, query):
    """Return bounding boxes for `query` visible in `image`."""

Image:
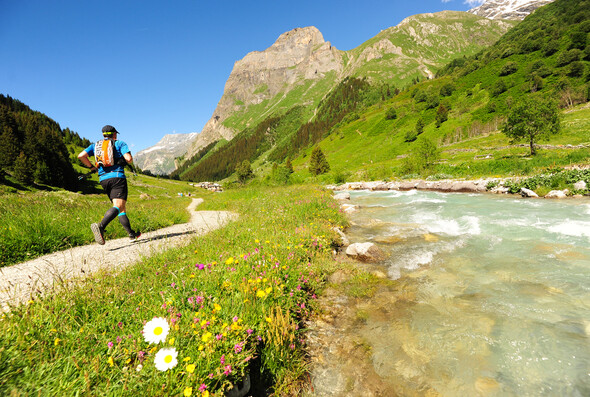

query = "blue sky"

[1,0,483,153]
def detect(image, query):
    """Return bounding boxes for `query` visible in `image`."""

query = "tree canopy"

[502,95,561,155]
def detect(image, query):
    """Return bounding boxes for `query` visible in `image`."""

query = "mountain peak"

[469,0,555,20]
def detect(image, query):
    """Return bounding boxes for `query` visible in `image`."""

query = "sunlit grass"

[0,175,198,267]
[0,184,348,396]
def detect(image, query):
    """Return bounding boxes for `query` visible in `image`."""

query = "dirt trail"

[0,198,236,311]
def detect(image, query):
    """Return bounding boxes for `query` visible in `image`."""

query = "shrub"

[499,62,518,76]
[556,49,583,67]
[235,160,254,183]
[490,79,508,97]
[385,107,397,120]
[440,83,455,97]
[543,40,560,56]
[568,61,586,77]
[569,31,588,50]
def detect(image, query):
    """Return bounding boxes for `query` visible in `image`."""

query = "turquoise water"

[346,190,590,396]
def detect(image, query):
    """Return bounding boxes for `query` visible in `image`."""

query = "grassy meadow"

[0,174,195,267]
[0,184,348,396]
[289,102,590,184]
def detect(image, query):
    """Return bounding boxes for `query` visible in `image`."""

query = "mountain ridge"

[182,10,516,164]
[469,0,555,20]
[134,132,198,175]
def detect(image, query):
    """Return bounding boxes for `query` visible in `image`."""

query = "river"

[343,190,590,396]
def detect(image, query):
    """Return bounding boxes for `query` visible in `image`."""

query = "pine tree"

[309,147,330,176]
[14,152,33,184]
[285,157,294,174]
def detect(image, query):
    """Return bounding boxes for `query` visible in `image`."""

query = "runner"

[77,125,141,245]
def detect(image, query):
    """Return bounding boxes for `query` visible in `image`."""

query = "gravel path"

[0,198,236,311]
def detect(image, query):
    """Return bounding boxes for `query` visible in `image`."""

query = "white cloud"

[464,0,486,6]
[441,0,453,3]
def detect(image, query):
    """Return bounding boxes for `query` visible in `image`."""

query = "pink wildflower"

[107,341,114,349]
[199,384,207,392]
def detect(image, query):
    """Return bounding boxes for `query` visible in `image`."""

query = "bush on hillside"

[500,62,518,76]
[385,107,397,120]
[556,49,583,67]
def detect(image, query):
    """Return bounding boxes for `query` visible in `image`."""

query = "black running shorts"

[100,177,128,201]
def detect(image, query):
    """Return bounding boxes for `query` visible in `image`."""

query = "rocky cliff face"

[134,133,198,175]
[185,27,343,160]
[469,0,555,20]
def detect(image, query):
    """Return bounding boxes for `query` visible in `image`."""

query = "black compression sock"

[99,207,120,229]
[118,212,134,235]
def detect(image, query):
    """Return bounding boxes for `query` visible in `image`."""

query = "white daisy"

[154,347,178,371]
[143,317,169,344]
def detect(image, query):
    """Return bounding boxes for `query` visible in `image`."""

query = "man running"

[77,125,141,245]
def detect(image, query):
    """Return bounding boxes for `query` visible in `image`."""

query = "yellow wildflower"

[225,257,234,265]
[108,356,114,367]
[186,363,196,373]
[54,338,61,346]
[184,387,193,396]
[169,337,175,345]
[256,290,266,298]
[201,332,212,342]
[183,357,192,362]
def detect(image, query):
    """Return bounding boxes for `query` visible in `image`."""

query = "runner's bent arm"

[77,150,97,170]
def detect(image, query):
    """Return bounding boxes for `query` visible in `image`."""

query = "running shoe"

[91,223,105,245]
[129,230,142,241]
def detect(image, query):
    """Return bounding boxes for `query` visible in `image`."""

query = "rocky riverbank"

[326,177,588,199]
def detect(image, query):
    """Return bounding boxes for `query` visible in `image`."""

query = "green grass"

[0,175,199,267]
[288,98,590,184]
[0,185,348,396]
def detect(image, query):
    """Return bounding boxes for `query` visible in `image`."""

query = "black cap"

[102,125,119,136]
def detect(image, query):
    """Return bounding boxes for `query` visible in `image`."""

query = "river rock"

[475,377,500,394]
[490,186,510,194]
[332,227,350,246]
[520,188,539,198]
[545,190,567,199]
[399,180,418,190]
[341,203,359,213]
[574,180,587,190]
[345,242,384,262]
[369,182,390,191]
[334,192,351,201]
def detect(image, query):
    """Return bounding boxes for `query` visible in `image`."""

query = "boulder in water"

[545,190,568,198]
[345,242,384,262]
[520,188,538,198]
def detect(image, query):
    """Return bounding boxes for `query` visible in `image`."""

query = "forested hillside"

[0,94,90,189]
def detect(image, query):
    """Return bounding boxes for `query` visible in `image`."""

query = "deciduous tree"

[502,95,560,155]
